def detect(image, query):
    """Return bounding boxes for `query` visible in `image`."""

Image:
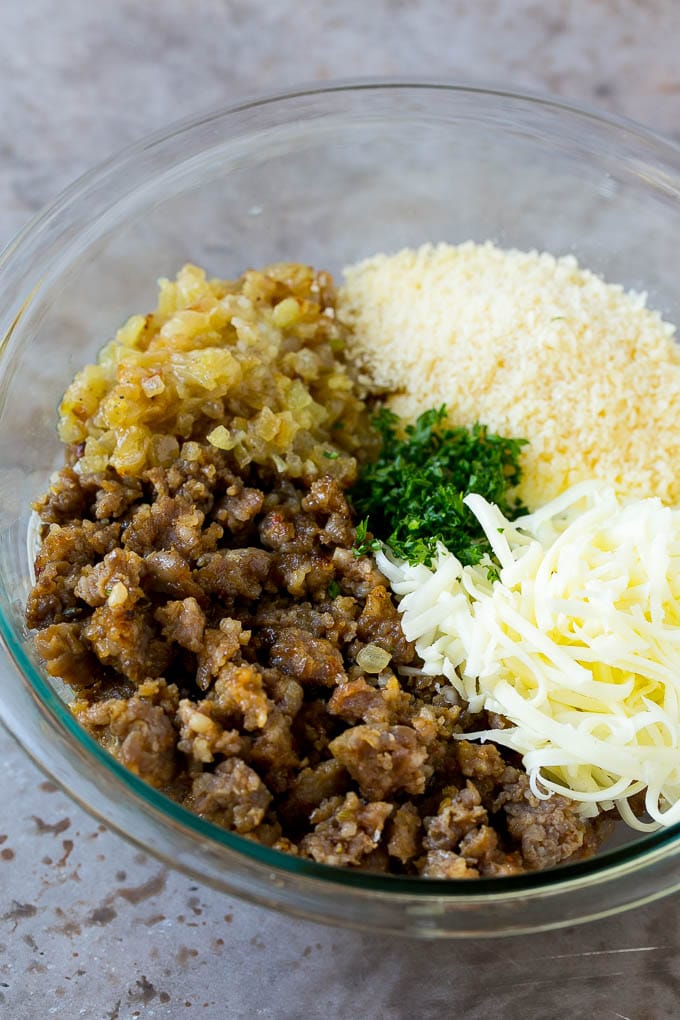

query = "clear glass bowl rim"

[1,77,680,915]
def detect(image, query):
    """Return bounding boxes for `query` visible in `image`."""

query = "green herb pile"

[352,406,527,568]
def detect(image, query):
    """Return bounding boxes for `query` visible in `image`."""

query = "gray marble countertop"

[2,2,680,1017]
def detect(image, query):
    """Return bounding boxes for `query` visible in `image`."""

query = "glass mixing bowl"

[1,82,680,938]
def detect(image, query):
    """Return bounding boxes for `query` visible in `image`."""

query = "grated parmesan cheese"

[377,481,680,829]
[339,242,680,509]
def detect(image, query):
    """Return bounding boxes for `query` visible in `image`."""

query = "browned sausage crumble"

[26,261,615,877]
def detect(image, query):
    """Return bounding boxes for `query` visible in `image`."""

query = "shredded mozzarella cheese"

[377,481,680,830]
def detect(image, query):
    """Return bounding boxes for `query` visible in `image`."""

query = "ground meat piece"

[372,675,417,725]
[356,585,415,666]
[173,477,215,517]
[456,825,526,878]
[291,700,340,763]
[409,704,463,781]
[258,508,296,550]
[270,627,346,687]
[423,782,488,851]
[279,759,349,828]
[247,820,284,848]
[161,453,224,504]
[456,739,507,780]
[410,672,447,702]
[331,548,387,599]
[142,549,205,602]
[300,476,355,548]
[495,771,589,870]
[300,792,393,867]
[486,711,514,730]
[329,723,430,800]
[247,709,300,794]
[259,493,328,577]
[34,622,99,690]
[422,851,479,879]
[77,685,178,787]
[82,604,171,684]
[325,597,361,644]
[328,677,385,723]
[33,468,90,524]
[27,520,120,627]
[272,549,335,599]
[321,512,355,548]
[300,476,350,517]
[154,597,206,654]
[195,618,245,690]
[207,662,271,731]
[508,801,587,870]
[74,548,146,608]
[176,699,244,764]
[480,854,526,878]
[252,599,331,640]
[355,847,391,873]
[186,758,271,834]
[576,811,617,862]
[409,703,444,747]
[123,495,220,562]
[320,514,354,554]
[260,667,304,719]
[253,597,359,647]
[90,473,144,521]
[458,824,499,865]
[329,674,415,728]
[213,483,264,534]
[288,509,320,552]
[196,548,272,600]
[387,803,421,864]
[272,837,299,856]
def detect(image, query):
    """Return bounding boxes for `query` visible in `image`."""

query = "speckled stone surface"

[2,2,680,1017]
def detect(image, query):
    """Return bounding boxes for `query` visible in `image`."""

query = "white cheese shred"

[377,481,680,830]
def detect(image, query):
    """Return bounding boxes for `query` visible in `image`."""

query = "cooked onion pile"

[59,263,369,482]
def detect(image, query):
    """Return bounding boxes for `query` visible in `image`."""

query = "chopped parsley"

[327,580,341,599]
[353,518,382,557]
[351,405,527,568]
[323,449,339,459]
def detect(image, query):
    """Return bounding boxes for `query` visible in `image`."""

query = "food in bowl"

[25,243,680,878]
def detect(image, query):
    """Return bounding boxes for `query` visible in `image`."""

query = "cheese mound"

[377,482,680,829]
[339,242,680,509]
